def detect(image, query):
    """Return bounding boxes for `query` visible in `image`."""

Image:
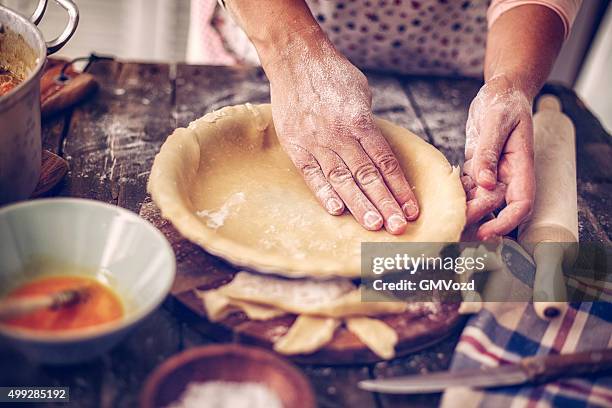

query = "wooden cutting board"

[140,198,465,365]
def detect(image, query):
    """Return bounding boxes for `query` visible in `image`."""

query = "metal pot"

[0,0,78,205]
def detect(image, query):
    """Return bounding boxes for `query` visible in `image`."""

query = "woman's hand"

[265,37,419,235]
[462,74,535,240]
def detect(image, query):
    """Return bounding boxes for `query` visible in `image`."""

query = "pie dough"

[214,271,407,317]
[195,271,412,359]
[195,289,287,322]
[216,271,356,310]
[148,104,466,278]
[345,317,398,360]
[273,315,341,355]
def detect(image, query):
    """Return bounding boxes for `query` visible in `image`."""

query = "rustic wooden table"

[1,59,610,408]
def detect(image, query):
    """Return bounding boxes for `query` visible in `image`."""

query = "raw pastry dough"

[148,104,466,278]
[345,317,398,359]
[195,289,287,321]
[273,315,341,355]
[197,272,407,359]
[217,271,356,310]
[307,290,407,318]
[217,271,406,317]
[197,289,232,321]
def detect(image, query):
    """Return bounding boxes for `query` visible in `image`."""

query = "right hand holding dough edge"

[462,75,536,240]
[263,32,420,235]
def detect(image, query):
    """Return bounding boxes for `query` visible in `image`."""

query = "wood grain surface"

[1,59,610,408]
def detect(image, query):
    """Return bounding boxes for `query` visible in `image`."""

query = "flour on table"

[196,192,246,229]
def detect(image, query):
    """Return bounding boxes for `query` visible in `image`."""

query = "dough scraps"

[196,289,287,322]
[196,271,406,359]
[273,315,341,355]
[217,271,406,317]
[345,317,398,360]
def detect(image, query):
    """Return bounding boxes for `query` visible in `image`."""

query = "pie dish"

[147,104,466,278]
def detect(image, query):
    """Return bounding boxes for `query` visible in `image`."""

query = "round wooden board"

[140,198,465,365]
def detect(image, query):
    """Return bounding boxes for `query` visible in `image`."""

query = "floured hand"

[264,36,419,235]
[463,75,535,240]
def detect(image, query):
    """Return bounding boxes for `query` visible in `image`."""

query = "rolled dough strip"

[196,289,287,321]
[197,289,233,322]
[232,299,287,320]
[345,317,398,360]
[273,315,341,355]
[218,271,356,310]
[307,290,408,317]
[218,272,407,317]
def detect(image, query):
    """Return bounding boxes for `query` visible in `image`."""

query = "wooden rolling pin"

[518,95,578,319]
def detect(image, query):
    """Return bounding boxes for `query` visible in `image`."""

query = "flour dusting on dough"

[245,103,268,131]
[225,271,355,309]
[257,190,343,258]
[196,192,246,229]
[200,110,227,123]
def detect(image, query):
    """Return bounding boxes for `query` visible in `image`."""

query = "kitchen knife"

[358,349,612,394]
[478,237,537,302]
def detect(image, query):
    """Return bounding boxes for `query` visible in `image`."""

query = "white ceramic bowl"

[0,198,176,364]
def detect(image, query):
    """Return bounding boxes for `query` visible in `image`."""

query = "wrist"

[485,71,539,101]
[258,27,338,80]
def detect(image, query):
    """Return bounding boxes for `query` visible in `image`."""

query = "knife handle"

[521,349,612,383]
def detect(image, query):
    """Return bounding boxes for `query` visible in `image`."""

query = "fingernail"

[326,197,343,214]
[364,211,383,230]
[402,200,419,220]
[478,169,496,186]
[388,214,407,233]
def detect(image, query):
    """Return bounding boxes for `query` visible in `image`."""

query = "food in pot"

[0,28,36,96]
[0,67,21,96]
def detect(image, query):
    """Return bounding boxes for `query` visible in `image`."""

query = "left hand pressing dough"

[147,104,466,279]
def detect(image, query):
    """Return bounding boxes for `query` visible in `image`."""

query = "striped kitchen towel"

[441,301,612,407]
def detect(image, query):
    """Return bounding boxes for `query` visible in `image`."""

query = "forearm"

[224,0,330,73]
[484,4,565,100]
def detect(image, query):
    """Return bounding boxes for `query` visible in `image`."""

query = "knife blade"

[500,237,536,286]
[476,238,536,304]
[359,349,612,394]
[359,364,526,394]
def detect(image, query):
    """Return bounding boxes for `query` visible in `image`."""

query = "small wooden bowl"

[140,344,315,408]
